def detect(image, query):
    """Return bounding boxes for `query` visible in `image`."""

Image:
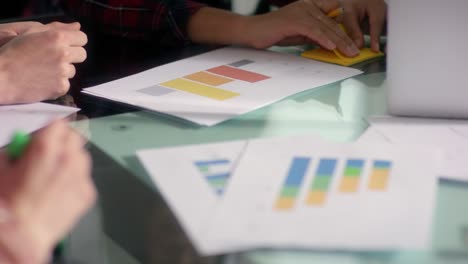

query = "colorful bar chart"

[306,158,337,206]
[339,159,365,193]
[275,157,310,210]
[207,65,271,83]
[194,159,231,195]
[159,60,271,101]
[368,160,392,190]
[160,78,239,100]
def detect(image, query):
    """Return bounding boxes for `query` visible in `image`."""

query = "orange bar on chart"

[368,170,389,190]
[275,197,295,210]
[368,160,392,190]
[305,191,326,205]
[207,65,270,83]
[339,177,360,192]
[184,71,234,86]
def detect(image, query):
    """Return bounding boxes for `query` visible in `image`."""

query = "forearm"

[187,7,254,47]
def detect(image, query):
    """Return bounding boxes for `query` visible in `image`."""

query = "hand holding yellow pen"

[301,7,384,66]
[326,7,348,58]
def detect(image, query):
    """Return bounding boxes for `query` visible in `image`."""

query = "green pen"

[7,131,66,258]
[7,132,31,160]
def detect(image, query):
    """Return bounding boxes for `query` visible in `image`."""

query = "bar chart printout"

[275,157,310,210]
[306,158,337,206]
[159,59,272,101]
[339,159,365,192]
[274,157,393,209]
[202,138,439,255]
[194,159,231,195]
[83,47,363,126]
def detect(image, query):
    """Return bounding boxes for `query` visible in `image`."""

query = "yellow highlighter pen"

[327,7,343,18]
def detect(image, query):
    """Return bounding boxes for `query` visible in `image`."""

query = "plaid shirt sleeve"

[60,0,205,45]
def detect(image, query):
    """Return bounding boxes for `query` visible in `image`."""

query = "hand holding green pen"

[7,132,31,160]
[7,132,67,258]
[0,121,96,264]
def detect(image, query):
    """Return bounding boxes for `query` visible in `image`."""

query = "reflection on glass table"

[65,42,468,264]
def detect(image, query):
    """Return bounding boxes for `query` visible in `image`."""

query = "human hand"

[340,0,387,51]
[0,22,43,46]
[0,120,95,263]
[0,26,88,104]
[245,0,359,56]
[0,21,81,46]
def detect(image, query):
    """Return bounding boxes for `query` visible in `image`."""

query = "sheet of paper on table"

[136,141,248,254]
[137,134,440,255]
[358,115,468,182]
[0,103,80,147]
[203,136,440,255]
[83,47,362,126]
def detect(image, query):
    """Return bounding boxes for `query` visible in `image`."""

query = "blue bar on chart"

[306,158,337,206]
[339,159,365,193]
[275,157,311,210]
[368,160,392,190]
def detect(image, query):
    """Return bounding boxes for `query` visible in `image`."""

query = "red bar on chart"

[207,65,271,83]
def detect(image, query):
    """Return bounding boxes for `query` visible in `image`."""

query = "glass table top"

[42,29,468,264]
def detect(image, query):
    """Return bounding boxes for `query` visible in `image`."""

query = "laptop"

[387,0,468,118]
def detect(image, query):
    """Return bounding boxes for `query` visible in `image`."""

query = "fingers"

[62,125,87,149]
[20,121,69,178]
[342,8,364,48]
[10,121,70,201]
[302,1,359,56]
[63,64,77,78]
[46,22,81,31]
[52,30,88,47]
[296,25,335,50]
[316,14,360,56]
[67,47,87,63]
[368,5,387,52]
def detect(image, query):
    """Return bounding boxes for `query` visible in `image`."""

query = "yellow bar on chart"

[368,169,390,190]
[184,71,234,86]
[305,191,326,205]
[160,78,239,100]
[339,177,360,192]
[275,197,295,210]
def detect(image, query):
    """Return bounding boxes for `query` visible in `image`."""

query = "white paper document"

[83,47,362,126]
[0,103,80,147]
[136,141,248,253]
[137,135,440,255]
[359,116,468,182]
[203,137,440,255]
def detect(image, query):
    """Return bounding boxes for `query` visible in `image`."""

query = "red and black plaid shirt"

[61,0,205,44]
[60,0,294,44]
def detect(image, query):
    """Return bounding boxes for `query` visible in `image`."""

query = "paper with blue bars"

[137,135,441,256]
[202,137,440,255]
